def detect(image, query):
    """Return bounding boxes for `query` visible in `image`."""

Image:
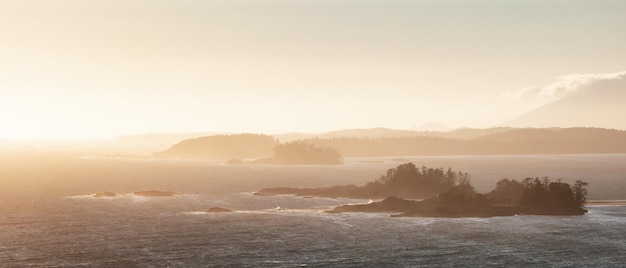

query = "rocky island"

[256,163,467,199]
[250,141,343,165]
[327,179,588,217]
[259,162,589,217]
[327,185,519,218]
[206,207,234,213]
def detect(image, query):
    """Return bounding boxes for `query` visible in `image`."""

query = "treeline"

[301,136,483,156]
[299,128,626,156]
[256,163,469,199]
[362,163,470,198]
[251,141,343,165]
[486,177,588,214]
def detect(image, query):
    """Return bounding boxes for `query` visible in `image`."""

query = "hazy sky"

[1,0,625,140]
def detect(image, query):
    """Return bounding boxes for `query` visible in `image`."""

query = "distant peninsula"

[152,135,343,165]
[152,134,278,160]
[258,162,589,217]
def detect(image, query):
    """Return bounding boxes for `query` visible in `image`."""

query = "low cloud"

[508,70,626,99]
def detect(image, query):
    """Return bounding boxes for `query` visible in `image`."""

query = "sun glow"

[0,99,95,141]
[0,1,624,141]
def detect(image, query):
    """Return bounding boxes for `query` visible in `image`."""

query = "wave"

[64,193,135,199]
[64,193,200,200]
[180,206,336,216]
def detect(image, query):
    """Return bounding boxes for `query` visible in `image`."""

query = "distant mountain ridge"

[273,127,514,142]
[477,127,625,142]
[153,127,626,159]
[299,128,626,156]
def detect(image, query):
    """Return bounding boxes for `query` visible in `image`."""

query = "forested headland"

[153,135,344,165]
[152,134,279,159]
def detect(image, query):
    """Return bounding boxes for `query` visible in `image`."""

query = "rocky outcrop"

[517,206,587,216]
[134,190,176,197]
[206,207,234,213]
[259,163,589,218]
[327,195,517,218]
[326,183,585,218]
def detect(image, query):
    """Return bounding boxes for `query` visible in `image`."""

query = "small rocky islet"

[206,207,234,213]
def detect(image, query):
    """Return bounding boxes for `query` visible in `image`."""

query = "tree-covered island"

[256,163,464,199]
[256,162,588,217]
[250,141,343,165]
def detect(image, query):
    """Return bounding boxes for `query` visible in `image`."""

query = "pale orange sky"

[1,0,625,140]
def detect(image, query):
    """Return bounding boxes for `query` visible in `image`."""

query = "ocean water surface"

[1,154,625,267]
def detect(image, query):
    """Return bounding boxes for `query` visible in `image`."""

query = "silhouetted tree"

[365,163,463,198]
[518,177,588,213]
[573,180,589,206]
[258,141,343,164]
[485,179,525,205]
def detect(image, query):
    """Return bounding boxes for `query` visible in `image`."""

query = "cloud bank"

[511,70,626,99]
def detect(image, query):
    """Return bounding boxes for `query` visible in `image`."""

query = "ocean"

[1,154,625,267]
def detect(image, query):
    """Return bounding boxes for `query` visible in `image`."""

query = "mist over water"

[1,154,625,266]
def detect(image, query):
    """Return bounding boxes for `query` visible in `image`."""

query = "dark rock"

[206,207,233,213]
[327,185,520,218]
[517,207,587,216]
